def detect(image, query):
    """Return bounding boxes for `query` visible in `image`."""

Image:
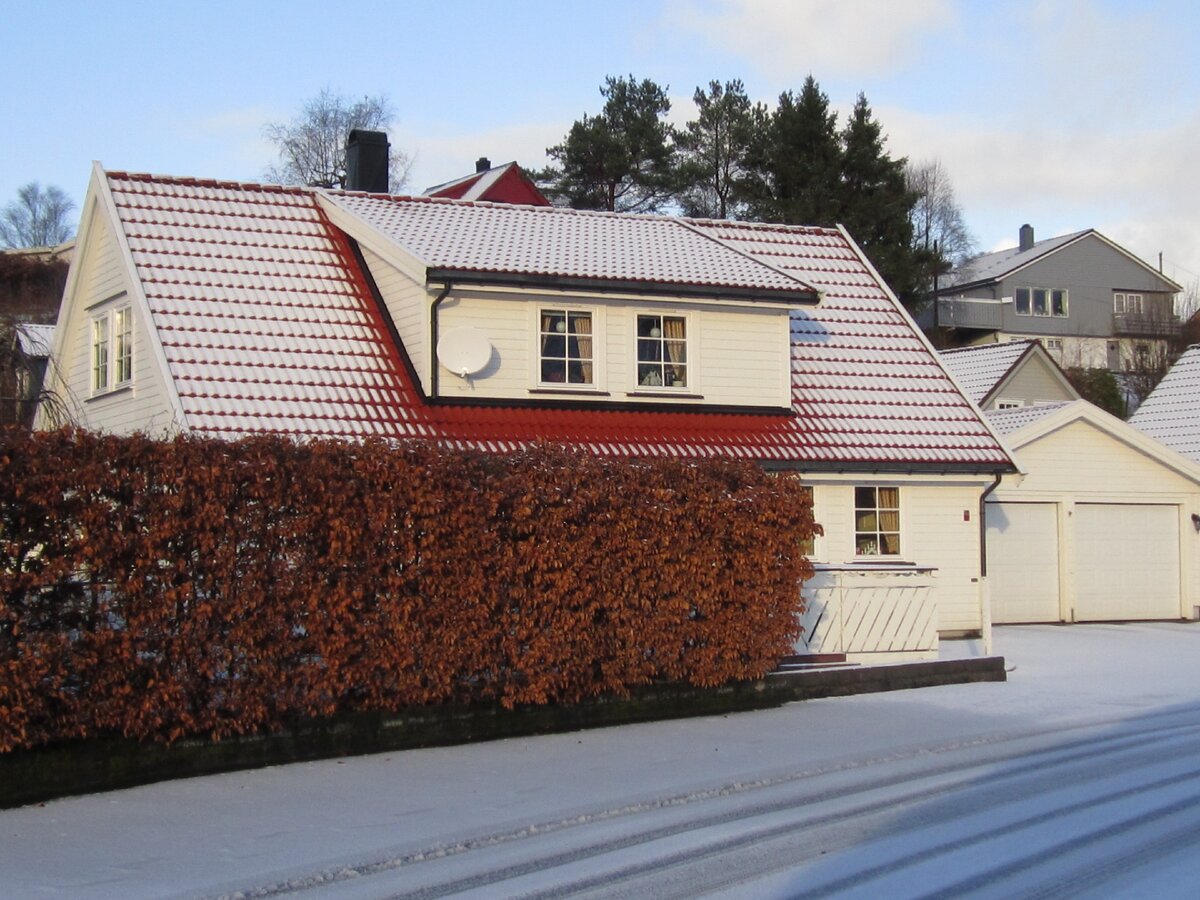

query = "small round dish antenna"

[437,326,493,377]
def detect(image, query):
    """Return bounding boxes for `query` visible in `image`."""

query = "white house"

[42,163,1017,661]
[985,400,1200,623]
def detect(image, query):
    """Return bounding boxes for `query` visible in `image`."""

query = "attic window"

[90,305,134,395]
[539,309,593,385]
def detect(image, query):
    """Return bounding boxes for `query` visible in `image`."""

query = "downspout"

[979,470,1005,655]
[429,282,453,400]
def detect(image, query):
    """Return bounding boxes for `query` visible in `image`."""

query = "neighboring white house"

[41,163,1018,661]
[985,400,1200,624]
[1128,344,1200,463]
[939,340,1080,411]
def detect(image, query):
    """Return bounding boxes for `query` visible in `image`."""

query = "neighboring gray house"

[932,225,1181,373]
[939,340,1080,411]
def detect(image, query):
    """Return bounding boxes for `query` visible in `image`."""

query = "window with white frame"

[798,484,817,558]
[1114,292,1144,314]
[1015,287,1068,317]
[1043,338,1063,352]
[90,306,133,394]
[854,486,900,556]
[538,309,594,386]
[995,400,1022,410]
[636,313,687,388]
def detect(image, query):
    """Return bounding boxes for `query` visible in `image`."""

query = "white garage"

[985,402,1200,624]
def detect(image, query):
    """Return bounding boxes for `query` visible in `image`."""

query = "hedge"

[0,428,817,752]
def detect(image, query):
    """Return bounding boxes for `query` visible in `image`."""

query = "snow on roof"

[938,341,1037,404]
[101,171,1012,470]
[941,230,1090,289]
[14,323,54,357]
[324,191,817,301]
[1129,345,1200,462]
[985,402,1074,435]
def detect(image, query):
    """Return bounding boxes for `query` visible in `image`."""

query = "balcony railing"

[1112,313,1182,338]
[934,298,1004,330]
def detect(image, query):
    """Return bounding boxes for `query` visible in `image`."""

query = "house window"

[539,309,593,385]
[636,314,687,388]
[90,306,134,395]
[91,317,109,393]
[1043,338,1063,352]
[855,486,900,556]
[1114,292,1144,314]
[1015,286,1068,317]
[995,400,1022,410]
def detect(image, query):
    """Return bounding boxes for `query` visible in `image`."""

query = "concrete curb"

[1,656,1005,809]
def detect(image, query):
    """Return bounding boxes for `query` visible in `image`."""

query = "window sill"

[86,383,133,402]
[626,390,704,400]
[528,388,611,397]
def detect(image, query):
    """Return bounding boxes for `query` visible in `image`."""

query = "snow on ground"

[3,623,1200,899]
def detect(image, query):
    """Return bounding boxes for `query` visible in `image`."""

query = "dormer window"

[636,314,688,388]
[539,309,593,385]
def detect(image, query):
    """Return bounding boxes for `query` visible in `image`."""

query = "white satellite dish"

[437,326,493,377]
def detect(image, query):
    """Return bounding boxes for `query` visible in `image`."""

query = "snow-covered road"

[4,623,1200,899]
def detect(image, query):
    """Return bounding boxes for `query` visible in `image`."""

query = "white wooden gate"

[797,565,938,663]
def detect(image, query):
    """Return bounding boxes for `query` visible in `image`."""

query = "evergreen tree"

[675,80,763,219]
[538,75,677,212]
[838,93,922,307]
[748,76,843,226]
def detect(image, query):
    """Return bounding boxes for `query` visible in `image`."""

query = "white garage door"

[1074,504,1180,621]
[986,502,1061,623]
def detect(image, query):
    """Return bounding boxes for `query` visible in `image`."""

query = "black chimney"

[346,130,390,193]
[1019,224,1034,252]
[475,156,492,173]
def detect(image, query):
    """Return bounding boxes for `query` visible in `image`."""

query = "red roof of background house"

[424,161,550,206]
[104,171,1012,470]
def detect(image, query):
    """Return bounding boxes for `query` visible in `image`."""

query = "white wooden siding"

[358,246,429,392]
[803,477,990,635]
[990,354,1076,408]
[435,293,790,408]
[46,208,175,435]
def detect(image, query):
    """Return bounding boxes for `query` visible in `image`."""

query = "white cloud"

[665,0,957,78]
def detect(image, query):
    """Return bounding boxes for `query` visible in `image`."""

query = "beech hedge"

[0,428,816,752]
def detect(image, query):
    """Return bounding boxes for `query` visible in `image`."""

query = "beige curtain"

[572,314,593,384]
[664,317,685,385]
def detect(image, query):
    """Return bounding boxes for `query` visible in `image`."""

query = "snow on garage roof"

[100,170,1012,470]
[1129,345,1200,463]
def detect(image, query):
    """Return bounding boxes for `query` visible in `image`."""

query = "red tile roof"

[104,171,1012,470]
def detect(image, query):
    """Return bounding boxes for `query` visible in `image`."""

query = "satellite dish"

[437,326,493,377]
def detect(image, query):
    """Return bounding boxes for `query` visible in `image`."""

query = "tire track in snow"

[202,707,1200,899]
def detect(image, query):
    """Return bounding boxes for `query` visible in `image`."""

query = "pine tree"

[675,80,764,219]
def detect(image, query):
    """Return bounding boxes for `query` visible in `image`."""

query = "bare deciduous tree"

[0,183,76,249]
[906,158,975,265]
[264,88,413,192]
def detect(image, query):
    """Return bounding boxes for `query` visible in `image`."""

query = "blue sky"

[4,0,1198,286]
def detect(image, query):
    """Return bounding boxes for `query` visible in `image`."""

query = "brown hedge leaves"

[0,428,816,751]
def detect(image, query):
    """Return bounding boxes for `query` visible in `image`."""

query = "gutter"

[979,470,1005,577]
[429,281,453,400]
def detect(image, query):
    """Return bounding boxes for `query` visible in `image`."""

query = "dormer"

[318,193,819,413]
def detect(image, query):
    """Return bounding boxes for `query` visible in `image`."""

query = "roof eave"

[425,268,821,305]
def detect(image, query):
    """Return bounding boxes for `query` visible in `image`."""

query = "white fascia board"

[69,164,190,432]
[442,281,797,313]
[315,192,430,288]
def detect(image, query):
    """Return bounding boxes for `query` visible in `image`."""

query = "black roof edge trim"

[759,460,1018,476]
[426,269,820,305]
[427,395,795,416]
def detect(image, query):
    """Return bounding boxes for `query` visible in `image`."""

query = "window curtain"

[664,317,685,362]
[572,314,593,383]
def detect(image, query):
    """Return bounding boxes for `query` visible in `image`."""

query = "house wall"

[435,289,791,409]
[805,475,993,635]
[989,354,1077,408]
[992,234,1176,338]
[41,204,176,434]
[359,244,430,393]
[989,418,1200,620]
